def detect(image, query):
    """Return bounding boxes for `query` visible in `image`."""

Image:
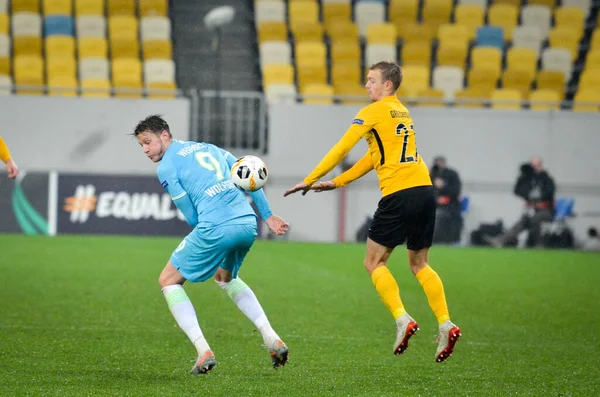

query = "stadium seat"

[578,68,600,89]
[573,90,600,112]
[529,89,560,110]
[454,4,485,40]
[255,0,285,24]
[549,27,580,60]
[591,29,600,50]
[43,0,72,15]
[140,16,171,41]
[475,26,504,49]
[289,1,319,32]
[257,22,287,43]
[79,57,109,80]
[265,83,297,104]
[491,88,522,110]
[585,50,600,69]
[109,15,138,41]
[327,21,359,42]
[458,0,487,9]
[554,6,585,39]
[296,62,327,90]
[111,39,139,58]
[302,83,334,105]
[76,16,106,38]
[139,0,168,17]
[112,57,142,97]
[454,86,491,108]
[13,37,42,56]
[433,66,464,99]
[331,63,361,89]
[488,4,518,41]
[528,0,556,8]
[12,0,40,13]
[366,23,397,45]
[0,55,10,76]
[142,39,171,60]
[437,24,469,48]
[365,44,397,68]
[354,0,385,37]
[422,0,453,30]
[48,75,78,96]
[78,37,108,58]
[401,42,431,67]
[14,54,44,95]
[398,23,434,44]
[295,41,326,67]
[401,65,430,97]
[146,81,176,98]
[144,59,175,84]
[12,12,42,37]
[331,42,361,65]
[46,55,76,78]
[46,36,75,57]
[80,78,110,97]
[75,0,104,16]
[436,43,468,68]
[292,22,323,43]
[259,41,291,66]
[323,2,351,29]
[536,70,565,98]
[506,48,538,79]
[562,0,591,16]
[0,0,7,12]
[512,26,544,56]
[389,0,419,28]
[44,15,74,37]
[0,74,12,95]
[335,83,368,104]
[262,64,294,87]
[0,13,7,34]
[107,0,135,16]
[541,48,572,80]
[502,69,533,97]
[521,5,552,38]
[0,34,8,56]
[416,87,445,107]
[468,66,501,90]
[471,46,503,77]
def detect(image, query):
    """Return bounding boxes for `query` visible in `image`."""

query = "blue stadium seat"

[554,198,575,221]
[460,196,470,214]
[44,15,74,37]
[475,26,504,49]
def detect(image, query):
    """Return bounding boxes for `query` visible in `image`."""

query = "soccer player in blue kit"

[134,115,290,374]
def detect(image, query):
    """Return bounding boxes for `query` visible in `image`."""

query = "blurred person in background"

[582,227,600,251]
[430,156,462,244]
[0,136,19,179]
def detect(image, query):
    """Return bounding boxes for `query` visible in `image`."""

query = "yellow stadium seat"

[491,88,522,110]
[46,36,75,57]
[536,70,565,98]
[257,22,287,43]
[295,42,326,67]
[471,47,503,77]
[296,62,327,90]
[528,89,560,110]
[323,2,351,28]
[113,62,143,98]
[327,21,359,42]
[416,87,445,107]
[398,23,434,44]
[78,37,108,58]
[528,0,556,8]
[554,7,585,39]
[573,90,600,112]
[0,14,8,34]
[43,0,72,15]
[506,48,538,79]
[401,65,430,97]
[468,66,500,91]
[81,78,111,97]
[289,1,319,32]
[455,87,492,108]
[13,37,42,56]
[422,0,453,30]
[437,43,468,68]
[590,29,600,50]
[437,24,469,48]
[454,4,485,41]
[302,83,334,105]
[335,84,368,104]
[488,4,519,41]
[331,63,361,90]
[139,0,167,17]
[579,68,600,89]
[401,42,431,67]
[549,27,580,60]
[46,56,76,79]
[586,50,600,70]
[48,76,78,96]
[147,81,177,98]
[14,55,44,95]
[262,64,294,87]
[109,15,138,41]
[293,22,323,43]
[111,39,139,58]
[0,56,11,76]
[331,42,360,65]
[75,0,105,16]
[107,0,135,15]
[366,23,397,45]
[13,0,40,13]
[494,0,521,6]
[389,0,419,26]
[502,69,533,97]
[143,40,172,60]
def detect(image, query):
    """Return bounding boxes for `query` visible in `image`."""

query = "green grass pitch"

[1,234,599,396]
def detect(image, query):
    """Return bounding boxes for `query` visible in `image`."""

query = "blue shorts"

[170,217,258,282]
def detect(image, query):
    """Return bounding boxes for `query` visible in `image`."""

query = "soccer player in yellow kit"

[0,137,19,179]
[284,61,461,363]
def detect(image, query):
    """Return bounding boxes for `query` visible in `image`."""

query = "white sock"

[162,284,211,355]
[216,278,280,343]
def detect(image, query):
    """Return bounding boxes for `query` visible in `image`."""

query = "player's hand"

[6,159,19,179]
[311,181,337,192]
[266,214,289,235]
[283,181,311,197]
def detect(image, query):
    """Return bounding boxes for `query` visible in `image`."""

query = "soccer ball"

[231,155,269,192]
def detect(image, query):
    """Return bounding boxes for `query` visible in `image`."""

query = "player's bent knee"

[158,262,185,288]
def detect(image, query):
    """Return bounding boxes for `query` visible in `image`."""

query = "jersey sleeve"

[332,150,374,187]
[0,137,13,163]
[216,147,238,170]
[157,162,198,227]
[303,105,378,186]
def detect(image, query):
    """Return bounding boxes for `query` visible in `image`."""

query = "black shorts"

[368,186,436,250]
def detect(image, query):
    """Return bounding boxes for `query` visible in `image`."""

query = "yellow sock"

[415,265,450,325]
[371,266,406,320]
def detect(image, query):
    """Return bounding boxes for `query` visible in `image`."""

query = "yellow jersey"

[303,96,432,197]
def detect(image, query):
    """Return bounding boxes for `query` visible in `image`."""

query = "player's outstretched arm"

[0,137,19,179]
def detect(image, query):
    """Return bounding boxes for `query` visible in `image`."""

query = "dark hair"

[133,115,172,137]
[370,61,402,92]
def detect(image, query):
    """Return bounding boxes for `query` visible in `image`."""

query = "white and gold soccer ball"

[231,155,268,192]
